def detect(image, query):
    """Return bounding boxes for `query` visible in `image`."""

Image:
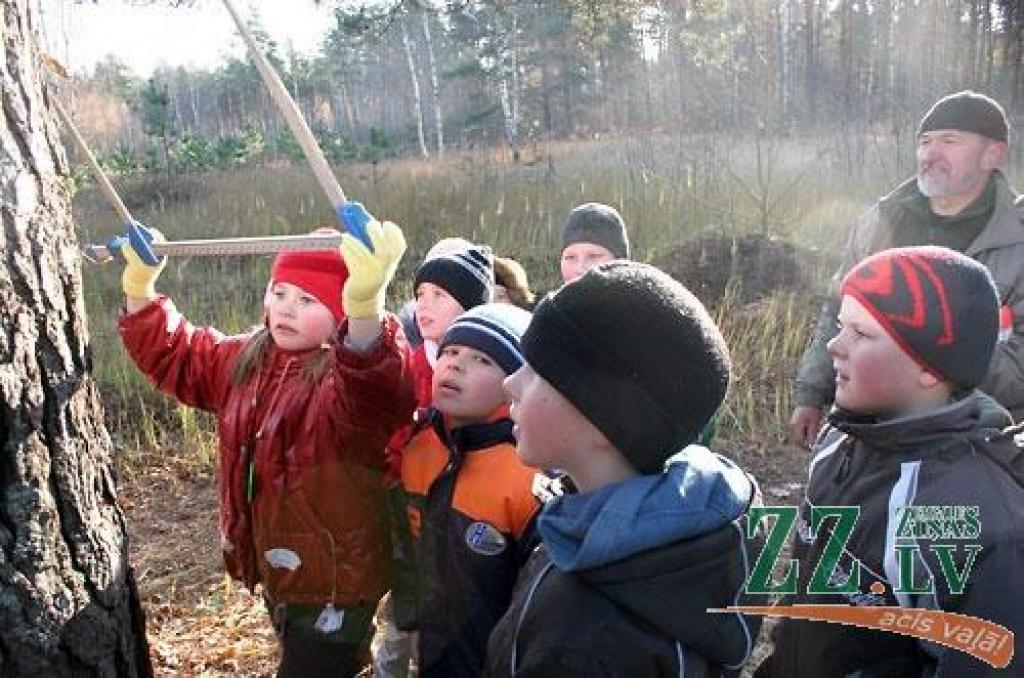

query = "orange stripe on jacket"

[400,408,537,541]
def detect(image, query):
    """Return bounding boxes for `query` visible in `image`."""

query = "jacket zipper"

[245,357,294,504]
[834,444,854,485]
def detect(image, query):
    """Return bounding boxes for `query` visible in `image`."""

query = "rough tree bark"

[0,1,150,675]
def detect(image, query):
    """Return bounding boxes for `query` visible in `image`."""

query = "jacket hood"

[539,445,754,571]
[537,446,760,668]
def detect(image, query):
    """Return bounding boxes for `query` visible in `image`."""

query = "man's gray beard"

[918,171,990,202]
[917,174,947,198]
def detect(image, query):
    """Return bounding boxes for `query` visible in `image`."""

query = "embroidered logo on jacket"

[465,522,507,556]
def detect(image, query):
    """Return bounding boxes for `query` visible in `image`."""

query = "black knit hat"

[414,244,494,311]
[841,246,999,389]
[522,261,730,475]
[918,90,1009,142]
[560,203,630,259]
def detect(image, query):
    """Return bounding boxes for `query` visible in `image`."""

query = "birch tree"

[400,12,429,158]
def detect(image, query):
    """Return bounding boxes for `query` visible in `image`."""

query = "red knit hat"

[840,246,998,389]
[269,228,348,322]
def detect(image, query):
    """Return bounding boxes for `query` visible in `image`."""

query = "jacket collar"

[965,170,1024,254]
[827,391,991,455]
[880,171,1023,253]
[427,404,514,453]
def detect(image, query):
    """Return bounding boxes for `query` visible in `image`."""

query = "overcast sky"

[37,0,337,77]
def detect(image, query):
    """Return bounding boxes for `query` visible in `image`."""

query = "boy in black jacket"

[486,261,762,677]
[760,246,1024,677]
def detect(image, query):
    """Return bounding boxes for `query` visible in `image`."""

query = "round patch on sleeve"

[465,522,508,556]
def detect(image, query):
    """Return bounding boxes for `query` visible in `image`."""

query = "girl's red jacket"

[119,296,415,607]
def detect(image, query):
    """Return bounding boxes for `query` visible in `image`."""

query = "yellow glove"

[121,222,167,299]
[340,220,407,319]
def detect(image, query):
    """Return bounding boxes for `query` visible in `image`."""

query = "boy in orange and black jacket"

[395,303,540,678]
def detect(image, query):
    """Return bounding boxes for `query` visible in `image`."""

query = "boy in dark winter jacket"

[396,236,474,351]
[398,303,541,677]
[760,246,1024,677]
[557,202,718,446]
[558,202,630,283]
[374,244,499,675]
[385,241,496,490]
[408,243,495,407]
[487,261,762,677]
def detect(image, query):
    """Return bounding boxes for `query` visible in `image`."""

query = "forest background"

[50,0,1024,673]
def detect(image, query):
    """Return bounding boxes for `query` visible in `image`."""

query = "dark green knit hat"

[522,261,730,474]
[560,203,630,259]
[918,90,1009,142]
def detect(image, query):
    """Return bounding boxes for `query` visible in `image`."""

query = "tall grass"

[77,132,1021,458]
[714,289,817,443]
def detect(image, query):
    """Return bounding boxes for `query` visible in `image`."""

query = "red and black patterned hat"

[841,246,999,389]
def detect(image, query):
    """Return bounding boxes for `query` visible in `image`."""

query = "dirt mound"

[651,233,832,306]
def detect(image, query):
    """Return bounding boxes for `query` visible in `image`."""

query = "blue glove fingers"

[126,219,163,266]
[335,202,374,252]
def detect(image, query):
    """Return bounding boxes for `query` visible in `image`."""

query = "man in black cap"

[790,90,1024,445]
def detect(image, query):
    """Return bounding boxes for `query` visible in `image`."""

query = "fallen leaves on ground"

[119,450,278,677]
[119,439,806,677]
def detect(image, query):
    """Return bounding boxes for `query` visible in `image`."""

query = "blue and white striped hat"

[414,244,494,311]
[439,303,532,375]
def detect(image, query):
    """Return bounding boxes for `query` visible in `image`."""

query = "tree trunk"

[0,2,151,675]
[967,0,980,84]
[924,2,938,97]
[499,7,521,160]
[420,8,444,157]
[981,0,992,91]
[873,0,892,121]
[838,0,854,119]
[332,69,359,139]
[509,7,521,160]
[499,77,517,157]
[803,0,817,117]
[188,80,199,132]
[399,15,429,158]
[674,7,688,131]
[1005,0,1023,112]
[778,0,791,121]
